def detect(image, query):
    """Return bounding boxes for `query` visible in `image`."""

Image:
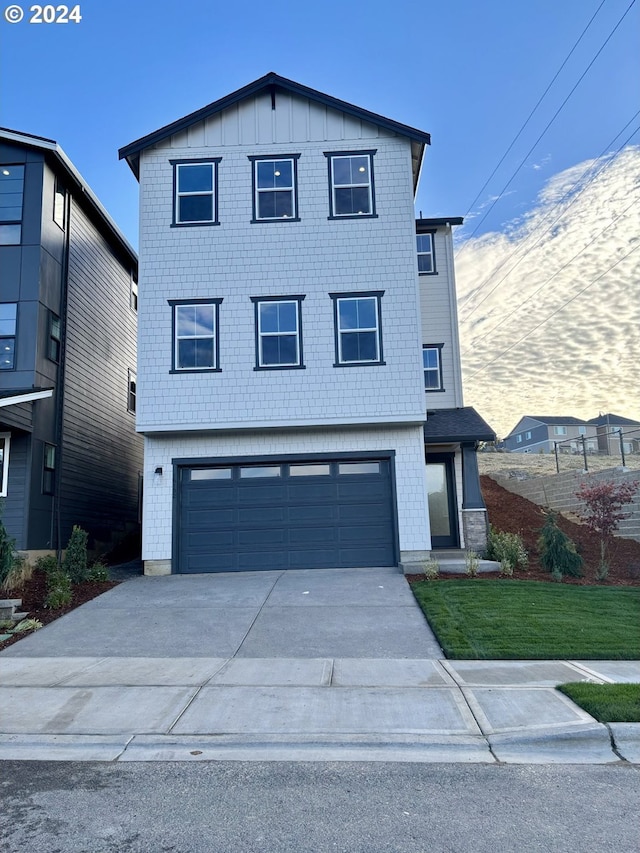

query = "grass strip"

[557,682,640,722]
[410,579,640,660]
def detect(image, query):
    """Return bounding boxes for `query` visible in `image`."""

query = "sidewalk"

[1,568,638,763]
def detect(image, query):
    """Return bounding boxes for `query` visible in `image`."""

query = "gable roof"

[0,128,137,271]
[587,413,640,427]
[119,72,432,186]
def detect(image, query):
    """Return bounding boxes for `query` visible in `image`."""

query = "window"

[289,464,331,476]
[170,300,222,372]
[554,426,567,436]
[417,232,436,274]
[525,431,532,439]
[578,426,586,435]
[42,444,56,495]
[240,466,281,478]
[0,165,24,245]
[252,297,304,369]
[516,435,522,443]
[48,312,61,362]
[0,433,9,497]
[53,178,66,229]
[250,155,300,221]
[423,345,444,391]
[331,292,384,366]
[338,462,380,475]
[0,303,17,370]
[128,369,137,414]
[130,275,138,312]
[171,159,220,226]
[325,151,376,218]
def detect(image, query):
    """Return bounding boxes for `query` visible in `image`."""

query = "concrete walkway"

[1,568,638,764]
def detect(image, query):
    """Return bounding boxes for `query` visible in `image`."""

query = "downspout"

[52,189,72,558]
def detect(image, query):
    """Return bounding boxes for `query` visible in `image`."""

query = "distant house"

[587,413,640,456]
[503,416,598,454]
[119,72,495,576]
[0,129,142,559]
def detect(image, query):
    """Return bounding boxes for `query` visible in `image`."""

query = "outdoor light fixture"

[154,466,163,475]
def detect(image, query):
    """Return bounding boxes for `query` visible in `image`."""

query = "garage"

[176,456,397,572]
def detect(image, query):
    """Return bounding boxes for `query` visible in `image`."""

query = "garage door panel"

[178,457,396,572]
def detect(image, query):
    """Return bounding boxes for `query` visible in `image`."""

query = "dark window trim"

[168,298,223,373]
[0,302,17,371]
[47,310,61,363]
[423,343,444,392]
[329,290,385,367]
[250,295,306,371]
[324,149,378,220]
[417,230,437,275]
[248,154,301,223]
[42,443,56,496]
[127,368,137,414]
[170,158,221,228]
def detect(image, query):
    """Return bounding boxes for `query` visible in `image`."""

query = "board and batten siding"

[2,433,29,547]
[138,93,425,434]
[419,229,464,408]
[60,201,142,546]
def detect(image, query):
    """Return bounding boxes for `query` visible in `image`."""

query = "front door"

[426,454,459,549]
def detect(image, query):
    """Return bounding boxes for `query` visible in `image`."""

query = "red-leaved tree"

[575,479,639,580]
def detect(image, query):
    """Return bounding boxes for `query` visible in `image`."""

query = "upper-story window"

[48,311,61,363]
[0,165,24,245]
[130,274,138,312]
[0,303,17,370]
[525,430,532,439]
[0,433,9,498]
[325,151,377,219]
[554,426,567,436]
[53,178,66,229]
[127,369,137,413]
[170,299,222,372]
[42,444,56,495]
[417,232,436,274]
[423,344,444,391]
[331,292,384,366]
[249,155,300,222]
[516,435,522,443]
[171,159,220,226]
[251,296,305,369]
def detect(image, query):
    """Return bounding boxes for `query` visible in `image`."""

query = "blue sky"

[1,0,638,250]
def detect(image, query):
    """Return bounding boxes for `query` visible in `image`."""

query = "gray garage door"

[177,458,396,572]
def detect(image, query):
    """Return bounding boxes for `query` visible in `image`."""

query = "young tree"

[575,479,639,580]
[537,510,583,578]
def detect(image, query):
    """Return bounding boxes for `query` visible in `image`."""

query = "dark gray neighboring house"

[0,129,142,557]
[503,416,598,454]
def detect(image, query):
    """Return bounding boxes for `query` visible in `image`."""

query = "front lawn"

[411,580,640,659]
[558,683,640,722]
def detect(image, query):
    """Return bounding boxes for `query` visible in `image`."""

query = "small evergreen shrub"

[62,525,88,583]
[537,510,583,578]
[87,560,110,582]
[486,526,528,570]
[35,554,60,576]
[45,571,72,609]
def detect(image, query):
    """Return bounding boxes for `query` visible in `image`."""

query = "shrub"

[12,618,43,633]
[499,559,513,578]
[486,525,528,570]
[537,510,583,577]
[44,571,72,609]
[422,558,440,580]
[465,550,479,578]
[62,525,88,583]
[1,553,31,592]
[0,511,17,587]
[35,554,60,576]
[575,479,639,581]
[87,560,110,582]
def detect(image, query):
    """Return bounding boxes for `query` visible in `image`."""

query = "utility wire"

[458,111,640,316]
[461,116,640,328]
[460,0,607,226]
[457,0,637,253]
[465,243,640,379]
[461,194,639,355]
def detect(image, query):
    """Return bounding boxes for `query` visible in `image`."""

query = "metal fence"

[553,427,640,473]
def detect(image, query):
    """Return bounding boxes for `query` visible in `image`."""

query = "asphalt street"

[2,761,639,852]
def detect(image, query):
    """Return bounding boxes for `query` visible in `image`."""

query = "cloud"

[454,145,640,440]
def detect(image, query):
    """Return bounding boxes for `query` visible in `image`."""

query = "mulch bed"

[0,572,119,652]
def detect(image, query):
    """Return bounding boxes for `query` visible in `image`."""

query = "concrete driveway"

[1,567,639,764]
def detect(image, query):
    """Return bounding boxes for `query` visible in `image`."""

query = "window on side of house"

[422,345,444,390]
[48,311,61,363]
[0,433,9,497]
[252,297,305,369]
[130,275,138,312]
[516,435,522,443]
[170,300,222,372]
[127,369,137,413]
[172,159,220,226]
[331,292,384,366]
[42,444,56,495]
[0,303,17,370]
[325,151,376,218]
[0,164,24,245]
[417,232,436,274]
[525,430,532,439]
[554,426,567,436]
[250,156,300,222]
[53,178,66,229]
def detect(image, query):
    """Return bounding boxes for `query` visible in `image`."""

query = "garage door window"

[190,468,232,480]
[240,466,282,478]
[338,461,380,474]
[289,463,331,476]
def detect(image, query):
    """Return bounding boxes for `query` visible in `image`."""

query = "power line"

[458,112,640,316]
[465,243,640,379]
[457,0,637,252]
[460,0,607,225]
[460,194,639,356]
